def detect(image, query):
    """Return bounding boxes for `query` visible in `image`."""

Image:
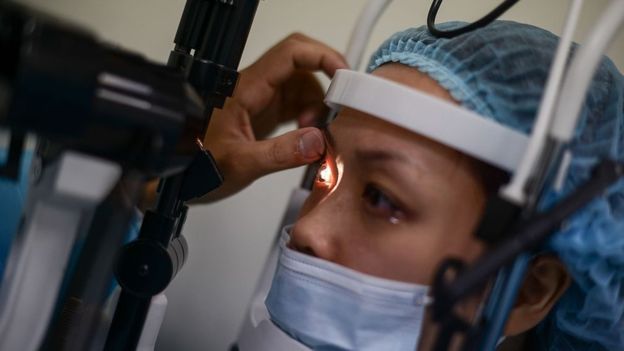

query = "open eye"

[316,162,333,186]
[362,184,405,224]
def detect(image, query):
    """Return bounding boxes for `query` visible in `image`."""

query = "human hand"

[200,33,348,202]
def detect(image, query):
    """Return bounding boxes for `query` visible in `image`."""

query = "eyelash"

[362,184,405,224]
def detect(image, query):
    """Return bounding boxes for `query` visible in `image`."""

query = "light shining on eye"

[317,163,333,185]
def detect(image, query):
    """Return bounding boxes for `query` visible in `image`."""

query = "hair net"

[367,21,624,350]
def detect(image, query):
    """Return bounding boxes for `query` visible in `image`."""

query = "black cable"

[427,0,520,38]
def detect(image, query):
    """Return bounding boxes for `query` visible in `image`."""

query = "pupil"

[318,164,332,184]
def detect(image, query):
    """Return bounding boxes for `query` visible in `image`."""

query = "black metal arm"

[105,1,260,350]
[431,160,624,351]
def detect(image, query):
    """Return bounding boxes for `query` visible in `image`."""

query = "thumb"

[245,127,325,179]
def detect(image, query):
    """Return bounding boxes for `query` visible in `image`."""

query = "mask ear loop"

[427,0,520,38]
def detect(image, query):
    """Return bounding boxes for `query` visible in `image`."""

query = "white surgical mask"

[265,226,433,351]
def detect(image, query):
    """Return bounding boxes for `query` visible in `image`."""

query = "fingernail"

[298,130,324,159]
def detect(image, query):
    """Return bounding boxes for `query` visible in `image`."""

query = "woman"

[205,21,624,350]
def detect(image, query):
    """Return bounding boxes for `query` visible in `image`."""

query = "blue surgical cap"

[368,21,624,350]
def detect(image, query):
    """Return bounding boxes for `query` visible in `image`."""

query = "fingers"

[277,70,327,125]
[198,127,324,203]
[297,103,328,128]
[243,127,325,179]
[231,33,346,125]
[282,32,348,78]
[198,34,341,203]
[246,33,348,89]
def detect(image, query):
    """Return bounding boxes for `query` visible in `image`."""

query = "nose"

[289,193,343,262]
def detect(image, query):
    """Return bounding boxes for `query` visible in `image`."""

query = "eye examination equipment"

[0,2,208,350]
[235,0,624,350]
[0,0,258,350]
[106,1,258,350]
[426,0,624,350]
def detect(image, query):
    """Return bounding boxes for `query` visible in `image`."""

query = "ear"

[504,255,571,336]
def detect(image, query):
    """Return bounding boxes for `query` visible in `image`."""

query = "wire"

[427,0,520,39]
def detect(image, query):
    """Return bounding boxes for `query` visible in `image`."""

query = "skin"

[290,64,488,284]
[199,33,346,201]
[141,33,344,208]
[290,63,571,349]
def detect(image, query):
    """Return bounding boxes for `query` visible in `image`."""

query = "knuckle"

[281,33,306,51]
[287,32,305,42]
[267,141,286,166]
[280,39,298,53]
[223,149,250,182]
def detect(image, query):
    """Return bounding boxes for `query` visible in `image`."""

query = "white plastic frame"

[325,69,529,172]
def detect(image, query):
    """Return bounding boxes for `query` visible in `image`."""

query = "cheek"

[361,219,486,285]
[366,188,487,284]
[414,194,487,282]
[357,232,439,284]
[438,182,487,258]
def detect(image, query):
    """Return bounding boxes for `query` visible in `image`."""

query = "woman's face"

[290,63,489,285]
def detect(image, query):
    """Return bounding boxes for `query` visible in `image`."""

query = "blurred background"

[10,0,624,349]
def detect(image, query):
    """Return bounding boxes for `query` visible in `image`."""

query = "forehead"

[329,107,462,172]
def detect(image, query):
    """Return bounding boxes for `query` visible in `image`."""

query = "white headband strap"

[324,69,528,172]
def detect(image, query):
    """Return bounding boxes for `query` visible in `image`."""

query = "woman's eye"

[362,184,405,224]
[316,162,333,186]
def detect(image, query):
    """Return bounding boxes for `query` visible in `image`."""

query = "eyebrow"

[323,127,425,173]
